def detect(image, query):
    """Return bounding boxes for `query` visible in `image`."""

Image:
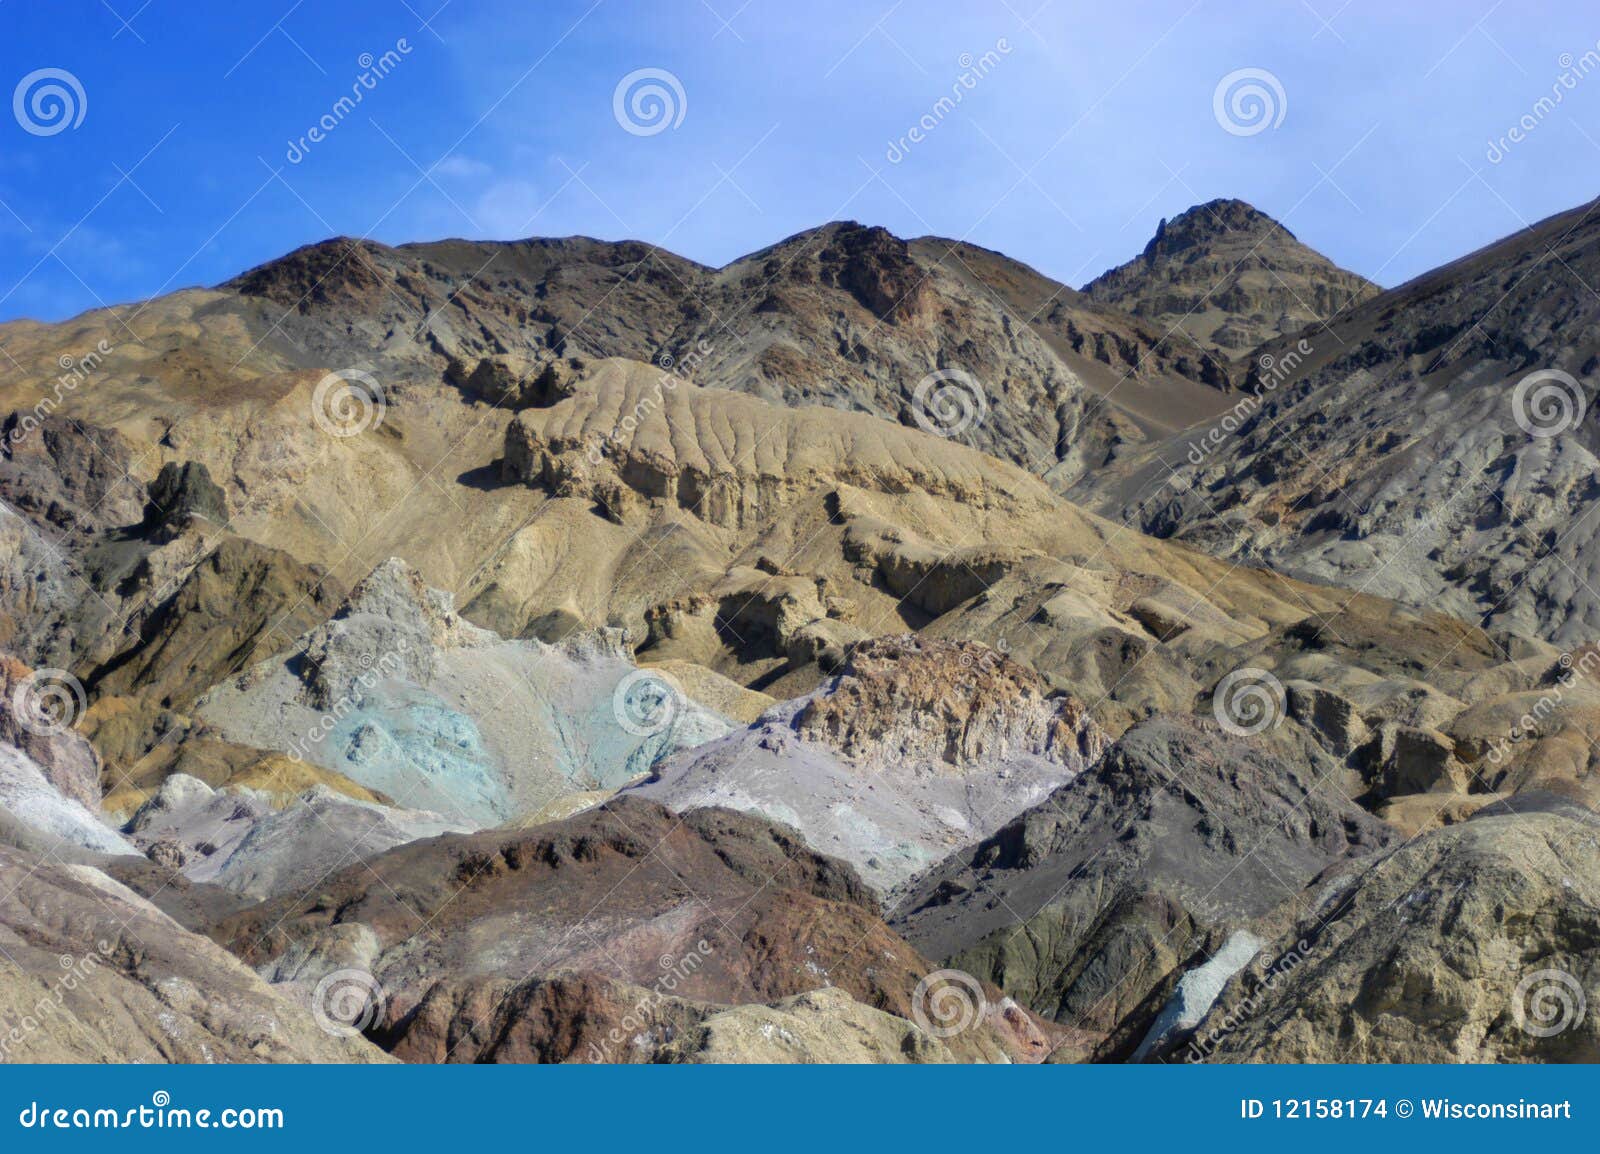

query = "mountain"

[220,221,1241,488]
[1,206,1598,1067]
[1075,195,1600,646]
[1084,198,1379,357]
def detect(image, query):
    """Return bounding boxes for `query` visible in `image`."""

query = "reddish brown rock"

[795,634,1106,771]
[213,797,1063,1063]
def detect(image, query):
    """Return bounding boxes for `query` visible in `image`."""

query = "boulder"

[142,460,229,535]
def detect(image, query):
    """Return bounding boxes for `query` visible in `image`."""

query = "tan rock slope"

[0,843,389,1062]
[1187,799,1600,1063]
[389,974,1023,1064]
[0,228,1563,859]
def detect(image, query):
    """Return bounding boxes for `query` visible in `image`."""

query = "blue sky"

[3,0,1600,322]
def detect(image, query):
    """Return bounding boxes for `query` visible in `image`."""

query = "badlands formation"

[0,197,1597,1063]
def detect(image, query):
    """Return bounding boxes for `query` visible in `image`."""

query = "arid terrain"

[1,195,1597,1064]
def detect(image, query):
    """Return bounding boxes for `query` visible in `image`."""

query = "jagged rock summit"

[1085,198,1378,357]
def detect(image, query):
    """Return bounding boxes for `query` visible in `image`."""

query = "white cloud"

[432,154,491,180]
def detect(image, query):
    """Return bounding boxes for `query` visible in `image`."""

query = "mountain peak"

[1084,198,1377,357]
[1144,198,1295,259]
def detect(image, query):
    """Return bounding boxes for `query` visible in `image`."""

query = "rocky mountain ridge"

[1075,195,1600,645]
[0,198,1596,1066]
